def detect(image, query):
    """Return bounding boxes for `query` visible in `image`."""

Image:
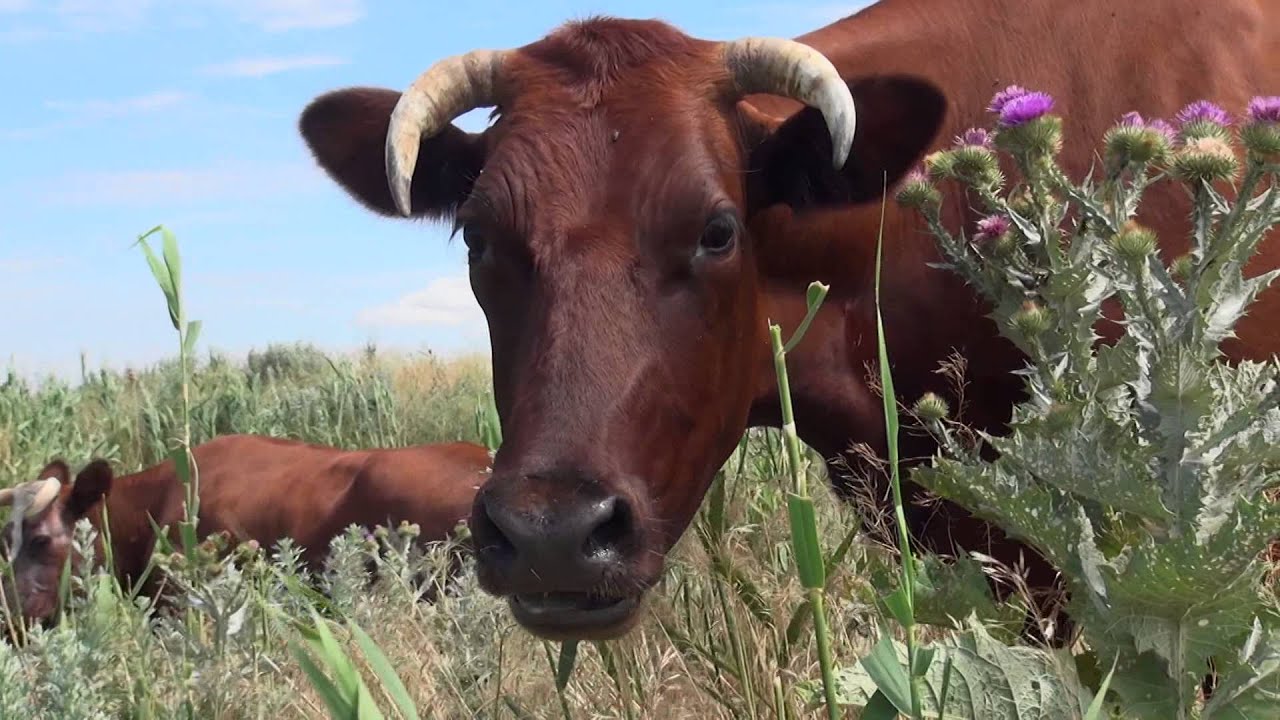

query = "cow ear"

[299,87,488,220]
[38,460,71,485]
[67,460,113,519]
[744,74,946,213]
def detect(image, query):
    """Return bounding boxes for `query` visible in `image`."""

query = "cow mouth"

[509,591,642,639]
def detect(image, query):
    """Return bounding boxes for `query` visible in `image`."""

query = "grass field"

[1,343,898,718]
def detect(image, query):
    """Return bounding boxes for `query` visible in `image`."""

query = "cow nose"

[471,477,634,591]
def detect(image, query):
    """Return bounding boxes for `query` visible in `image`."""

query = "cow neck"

[89,463,174,581]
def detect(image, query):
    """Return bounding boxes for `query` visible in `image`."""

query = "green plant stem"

[873,187,921,719]
[768,311,840,720]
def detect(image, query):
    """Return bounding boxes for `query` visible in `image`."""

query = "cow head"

[300,17,944,640]
[0,460,112,624]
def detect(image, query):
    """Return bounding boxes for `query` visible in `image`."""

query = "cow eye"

[462,225,488,263]
[698,213,738,257]
[26,535,50,552]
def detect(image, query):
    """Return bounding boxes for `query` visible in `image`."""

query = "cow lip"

[508,592,640,637]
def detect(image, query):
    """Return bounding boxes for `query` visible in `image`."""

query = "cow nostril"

[475,492,517,559]
[583,496,632,560]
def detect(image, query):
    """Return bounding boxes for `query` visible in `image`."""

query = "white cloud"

[45,90,192,118]
[0,255,68,275]
[23,0,362,34]
[357,275,484,329]
[199,54,347,78]
[32,162,322,207]
[54,0,157,32]
[218,0,364,31]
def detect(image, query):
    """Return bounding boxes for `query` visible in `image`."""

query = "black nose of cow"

[471,473,634,591]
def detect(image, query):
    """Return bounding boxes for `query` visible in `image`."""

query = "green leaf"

[881,587,914,629]
[861,690,902,720]
[800,616,1089,719]
[555,640,579,692]
[861,634,913,716]
[183,320,202,359]
[1202,618,1280,719]
[914,554,1024,641]
[161,226,183,304]
[349,621,419,720]
[170,447,193,486]
[786,494,825,588]
[135,233,180,330]
[291,641,355,718]
[783,281,830,352]
[1082,653,1117,720]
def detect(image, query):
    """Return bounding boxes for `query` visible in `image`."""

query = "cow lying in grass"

[0,433,492,626]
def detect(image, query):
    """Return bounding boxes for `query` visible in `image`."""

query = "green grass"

[1,341,905,718]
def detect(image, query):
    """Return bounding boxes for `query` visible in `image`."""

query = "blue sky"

[0,0,868,380]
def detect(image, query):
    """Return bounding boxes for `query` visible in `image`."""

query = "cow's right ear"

[37,460,71,485]
[299,87,488,221]
[67,460,113,519]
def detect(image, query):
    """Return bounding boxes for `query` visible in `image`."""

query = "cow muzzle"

[468,469,655,640]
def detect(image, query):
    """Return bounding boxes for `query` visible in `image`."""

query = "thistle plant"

[900,87,1280,718]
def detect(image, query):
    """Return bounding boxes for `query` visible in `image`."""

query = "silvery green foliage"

[907,104,1280,719]
[799,614,1091,718]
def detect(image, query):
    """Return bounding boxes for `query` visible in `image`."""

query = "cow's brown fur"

[299,0,1280,641]
[1,434,491,624]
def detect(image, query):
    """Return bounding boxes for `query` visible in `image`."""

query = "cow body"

[2,434,491,623]
[299,0,1280,640]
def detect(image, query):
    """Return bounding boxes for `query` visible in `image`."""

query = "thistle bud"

[950,145,1003,190]
[1012,301,1052,337]
[1044,403,1076,433]
[1175,100,1232,142]
[1171,136,1239,183]
[1104,114,1172,166]
[1241,96,1280,158]
[924,150,957,180]
[895,167,941,210]
[1111,222,1158,260]
[1170,253,1194,282]
[954,127,994,150]
[989,88,1061,157]
[913,392,950,421]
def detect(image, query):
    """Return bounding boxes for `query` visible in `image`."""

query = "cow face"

[0,460,112,625]
[300,18,943,640]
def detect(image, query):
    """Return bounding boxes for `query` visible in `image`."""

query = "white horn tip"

[385,136,418,217]
[22,477,62,518]
[824,88,857,170]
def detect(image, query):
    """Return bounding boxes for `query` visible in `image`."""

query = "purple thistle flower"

[974,214,1011,241]
[998,92,1055,127]
[1247,96,1280,124]
[1175,100,1231,128]
[1117,111,1145,127]
[1146,119,1178,144]
[904,165,928,184]
[955,127,994,149]
[988,85,1030,114]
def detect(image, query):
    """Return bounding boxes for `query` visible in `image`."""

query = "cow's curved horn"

[720,37,856,169]
[0,487,13,507]
[25,478,61,518]
[384,49,509,217]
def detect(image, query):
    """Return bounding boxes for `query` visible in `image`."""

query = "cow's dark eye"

[26,535,50,552]
[462,225,488,263]
[698,213,738,257]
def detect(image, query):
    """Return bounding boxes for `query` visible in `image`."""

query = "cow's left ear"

[744,74,946,213]
[67,460,113,519]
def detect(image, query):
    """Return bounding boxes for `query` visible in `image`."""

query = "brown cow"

[297,0,1280,641]
[0,434,491,625]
